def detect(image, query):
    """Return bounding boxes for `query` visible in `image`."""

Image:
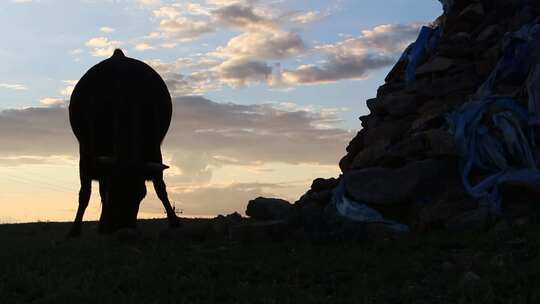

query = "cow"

[68,49,180,236]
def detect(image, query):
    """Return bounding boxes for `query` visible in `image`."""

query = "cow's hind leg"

[98,179,111,233]
[153,174,180,228]
[68,167,92,237]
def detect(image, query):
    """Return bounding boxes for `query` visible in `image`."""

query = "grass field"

[0,219,539,303]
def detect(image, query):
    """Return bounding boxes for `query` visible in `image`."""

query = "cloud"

[212,28,305,60]
[39,98,65,106]
[165,71,219,96]
[0,96,349,167]
[182,3,212,16]
[60,80,77,98]
[85,37,121,57]
[213,4,273,29]
[337,23,423,54]
[164,96,350,166]
[135,43,154,51]
[269,22,423,86]
[0,97,347,217]
[270,54,394,86]
[158,17,215,40]
[0,106,75,156]
[138,0,161,7]
[85,37,113,47]
[139,2,310,92]
[0,155,75,167]
[206,0,249,6]
[290,11,321,24]
[145,23,419,93]
[215,59,272,87]
[99,26,115,33]
[153,5,181,19]
[150,4,216,41]
[139,15,421,93]
[160,42,177,49]
[0,83,27,91]
[70,49,83,55]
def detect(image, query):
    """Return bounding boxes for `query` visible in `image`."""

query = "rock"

[445,16,476,34]
[311,178,339,192]
[344,130,364,154]
[215,212,243,224]
[224,212,243,223]
[459,3,484,22]
[248,1,540,235]
[291,201,326,237]
[450,32,471,44]
[369,94,422,117]
[376,82,405,98]
[508,5,536,31]
[362,118,412,146]
[475,58,496,77]
[359,113,384,129]
[416,56,457,75]
[211,212,244,240]
[422,128,460,157]
[476,24,501,41]
[414,71,481,97]
[437,43,475,59]
[339,154,354,173]
[317,203,368,241]
[345,159,457,207]
[293,187,333,212]
[246,197,292,221]
[350,142,388,169]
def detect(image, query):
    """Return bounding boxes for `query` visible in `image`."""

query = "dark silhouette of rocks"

[68,49,180,236]
[244,1,540,240]
[246,197,292,221]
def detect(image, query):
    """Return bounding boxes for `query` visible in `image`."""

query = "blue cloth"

[332,177,385,222]
[331,176,410,233]
[438,0,453,13]
[447,97,540,213]
[527,62,540,125]
[397,26,442,84]
[477,18,540,97]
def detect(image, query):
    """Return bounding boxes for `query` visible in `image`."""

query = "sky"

[0,0,442,223]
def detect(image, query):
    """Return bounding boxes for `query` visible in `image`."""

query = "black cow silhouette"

[68,49,179,236]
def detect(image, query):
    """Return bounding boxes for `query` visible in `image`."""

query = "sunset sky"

[0,0,442,223]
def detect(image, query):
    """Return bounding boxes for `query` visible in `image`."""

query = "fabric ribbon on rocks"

[397,25,443,84]
[330,177,410,233]
[438,0,454,14]
[447,96,540,213]
[477,17,540,125]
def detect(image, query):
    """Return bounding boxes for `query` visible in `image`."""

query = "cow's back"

[69,49,172,165]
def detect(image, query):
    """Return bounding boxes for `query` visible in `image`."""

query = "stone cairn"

[235,0,540,241]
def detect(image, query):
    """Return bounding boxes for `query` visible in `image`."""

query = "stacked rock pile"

[243,0,540,240]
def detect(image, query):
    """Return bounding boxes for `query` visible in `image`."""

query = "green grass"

[0,220,539,303]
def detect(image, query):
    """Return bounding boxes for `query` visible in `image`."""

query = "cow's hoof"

[169,217,182,229]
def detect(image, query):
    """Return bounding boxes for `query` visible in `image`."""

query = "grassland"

[0,219,539,303]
